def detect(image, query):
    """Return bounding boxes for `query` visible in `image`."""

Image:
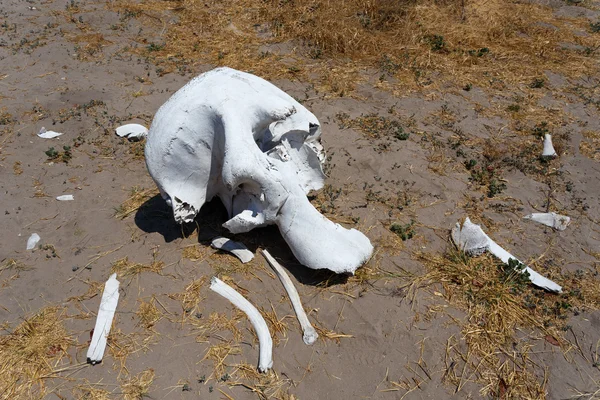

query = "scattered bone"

[87,273,120,365]
[452,217,562,292]
[26,233,40,250]
[210,237,254,263]
[115,123,148,141]
[145,67,372,274]
[38,127,63,139]
[261,249,318,345]
[210,277,273,372]
[542,134,557,157]
[524,212,570,231]
[56,194,74,201]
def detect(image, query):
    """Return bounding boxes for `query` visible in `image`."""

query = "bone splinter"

[210,277,273,372]
[87,273,120,365]
[261,249,318,345]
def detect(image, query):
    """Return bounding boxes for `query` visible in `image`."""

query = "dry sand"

[1,0,600,399]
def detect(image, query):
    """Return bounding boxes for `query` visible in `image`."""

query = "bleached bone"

[542,134,557,157]
[115,123,148,141]
[211,237,254,263]
[56,194,74,201]
[26,233,40,250]
[38,127,63,139]
[210,277,273,372]
[261,249,318,345]
[87,273,120,365]
[524,212,570,231]
[452,217,562,292]
[145,67,372,274]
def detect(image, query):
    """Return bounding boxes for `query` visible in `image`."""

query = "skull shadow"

[134,194,348,287]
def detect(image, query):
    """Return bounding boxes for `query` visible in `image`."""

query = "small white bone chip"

[115,123,148,141]
[26,233,40,250]
[542,134,557,157]
[210,277,273,372]
[87,273,120,365]
[210,237,254,263]
[261,250,318,345]
[524,212,570,231]
[452,217,562,293]
[38,127,63,139]
[56,194,74,201]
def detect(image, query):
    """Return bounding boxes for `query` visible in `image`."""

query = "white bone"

[452,217,561,292]
[542,134,557,157]
[261,249,318,345]
[209,277,273,372]
[145,67,372,274]
[87,273,120,365]
[26,233,40,250]
[524,212,570,231]
[56,194,74,201]
[115,123,148,141]
[211,237,254,263]
[38,127,63,139]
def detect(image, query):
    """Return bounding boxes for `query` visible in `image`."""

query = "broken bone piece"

[115,123,148,141]
[524,212,570,231]
[209,277,273,372]
[145,67,373,274]
[56,194,74,201]
[542,134,557,157]
[38,127,63,139]
[87,273,120,365]
[210,237,254,263]
[261,249,318,345]
[26,233,40,250]
[452,217,562,293]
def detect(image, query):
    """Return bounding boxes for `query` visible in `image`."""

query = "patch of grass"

[0,307,74,398]
[44,146,73,163]
[390,220,415,241]
[337,112,408,141]
[120,369,155,400]
[110,256,165,279]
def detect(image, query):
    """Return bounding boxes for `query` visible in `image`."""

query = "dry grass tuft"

[0,306,74,399]
[580,130,600,161]
[109,330,157,374]
[414,248,600,398]
[114,186,158,220]
[203,343,241,380]
[109,0,599,95]
[136,297,162,330]
[228,363,293,399]
[110,256,165,279]
[73,383,111,400]
[120,369,155,400]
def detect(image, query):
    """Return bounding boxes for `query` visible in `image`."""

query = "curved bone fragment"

[261,249,318,345]
[145,67,373,274]
[116,124,148,141]
[209,277,273,372]
[452,217,562,292]
[26,233,40,250]
[542,134,557,157]
[87,273,120,365]
[211,237,254,263]
[56,194,74,201]
[524,212,570,231]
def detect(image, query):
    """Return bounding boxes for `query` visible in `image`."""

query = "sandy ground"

[1,0,600,399]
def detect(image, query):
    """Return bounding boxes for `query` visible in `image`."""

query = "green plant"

[500,258,531,293]
[424,34,445,52]
[506,104,520,112]
[390,220,415,241]
[61,146,72,163]
[590,21,600,33]
[487,179,506,198]
[45,147,59,159]
[464,159,477,170]
[529,77,545,88]
[463,83,472,91]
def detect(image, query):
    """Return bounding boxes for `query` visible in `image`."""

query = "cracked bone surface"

[452,217,562,293]
[145,67,373,274]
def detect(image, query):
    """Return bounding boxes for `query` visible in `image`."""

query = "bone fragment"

[38,127,63,139]
[56,194,74,201]
[524,212,570,231]
[26,233,40,250]
[115,124,148,141]
[542,134,557,157]
[210,277,273,372]
[261,249,318,345]
[210,237,254,263]
[87,273,120,365]
[452,217,562,292]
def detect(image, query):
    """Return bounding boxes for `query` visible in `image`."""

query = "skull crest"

[145,67,373,274]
